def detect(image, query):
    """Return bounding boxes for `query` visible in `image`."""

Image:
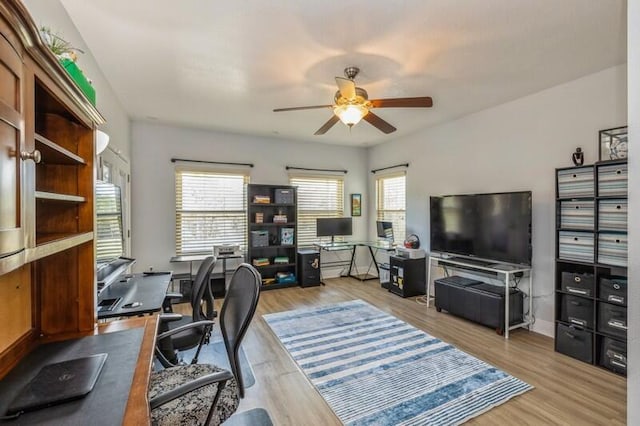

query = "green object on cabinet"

[59,58,96,105]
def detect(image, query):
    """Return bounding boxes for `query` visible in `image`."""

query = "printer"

[213,244,240,257]
[395,247,426,259]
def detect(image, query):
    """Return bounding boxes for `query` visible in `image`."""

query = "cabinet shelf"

[250,203,295,207]
[254,263,296,269]
[260,282,298,291]
[35,191,85,203]
[28,232,94,261]
[35,133,85,165]
[250,245,295,250]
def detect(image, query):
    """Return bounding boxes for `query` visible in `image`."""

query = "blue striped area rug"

[263,299,532,425]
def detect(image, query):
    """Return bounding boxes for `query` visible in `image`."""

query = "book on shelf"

[253,195,271,204]
[280,227,294,245]
[273,256,289,264]
[262,277,276,285]
[252,257,270,267]
[255,212,264,223]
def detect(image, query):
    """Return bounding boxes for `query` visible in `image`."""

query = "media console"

[426,254,533,339]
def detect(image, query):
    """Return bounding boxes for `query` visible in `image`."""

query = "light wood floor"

[201,277,626,425]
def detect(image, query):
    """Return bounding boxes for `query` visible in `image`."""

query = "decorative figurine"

[572,147,584,166]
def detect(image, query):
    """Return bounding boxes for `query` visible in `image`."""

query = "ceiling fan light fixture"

[334,104,368,127]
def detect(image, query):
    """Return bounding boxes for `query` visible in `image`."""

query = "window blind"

[175,169,249,255]
[96,181,124,263]
[376,172,406,243]
[289,175,344,247]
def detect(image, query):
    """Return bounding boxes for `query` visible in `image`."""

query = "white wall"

[368,65,627,336]
[130,122,369,276]
[627,0,639,422]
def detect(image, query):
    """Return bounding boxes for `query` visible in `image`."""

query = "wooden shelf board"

[28,232,94,262]
[254,263,296,269]
[35,133,85,165]
[35,191,85,203]
[250,222,296,227]
[260,282,298,291]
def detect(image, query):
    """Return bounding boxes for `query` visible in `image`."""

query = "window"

[95,181,124,263]
[289,175,345,247]
[175,168,249,255]
[376,172,406,243]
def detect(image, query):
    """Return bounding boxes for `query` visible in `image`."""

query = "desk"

[314,241,395,281]
[97,272,172,320]
[0,316,157,425]
[170,253,243,287]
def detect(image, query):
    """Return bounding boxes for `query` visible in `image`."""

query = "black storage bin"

[600,337,627,375]
[597,302,627,339]
[274,188,294,204]
[560,294,594,329]
[297,249,320,287]
[599,276,627,306]
[561,272,594,297]
[556,323,593,363]
[434,276,482,313]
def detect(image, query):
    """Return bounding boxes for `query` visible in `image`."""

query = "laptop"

[6,353,108,415]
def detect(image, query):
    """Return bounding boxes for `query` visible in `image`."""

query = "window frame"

[375,171,407,244]
[174,166,249,256]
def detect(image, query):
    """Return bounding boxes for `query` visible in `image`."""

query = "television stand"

[426,253,533,339]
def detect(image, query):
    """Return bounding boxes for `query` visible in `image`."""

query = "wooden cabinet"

[247,184,298,290]
[554,160,628,375]
[0,18,24,265]
[0,0,104,379]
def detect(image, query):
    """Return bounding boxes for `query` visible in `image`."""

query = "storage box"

[558,231,594,263]
[599,276,627,306]
[597,302,627,339]
[250,230,269,247]
[556,323,593,363]
[598,200,627,231]
[557,167,594,198]
[561,271,594,297]
[597,233,627,267]
[275,188,294,204]
[597,163,627,196]
[280,228,294,245]
[560,294,594,329]
[600,337,627,375]
[560,200,594,230]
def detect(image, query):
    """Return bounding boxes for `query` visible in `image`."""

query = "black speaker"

[297,249,320,287]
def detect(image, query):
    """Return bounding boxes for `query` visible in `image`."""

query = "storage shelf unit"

[247,184,298,290]
[554,160,628,376]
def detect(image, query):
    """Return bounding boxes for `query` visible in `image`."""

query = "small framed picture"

[599,126,628,161]
[351,193,361,217]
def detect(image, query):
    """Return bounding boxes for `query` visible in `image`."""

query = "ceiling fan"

[273,66,433,135]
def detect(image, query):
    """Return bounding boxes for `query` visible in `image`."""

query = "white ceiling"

[60,0,627,147]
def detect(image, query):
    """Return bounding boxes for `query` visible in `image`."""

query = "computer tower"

[297,249,321,287]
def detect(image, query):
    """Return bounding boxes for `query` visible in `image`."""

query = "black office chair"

[148,263,261,425]
[157,256,217,367]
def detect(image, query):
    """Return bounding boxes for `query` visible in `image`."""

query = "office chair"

[157,256,217,367]
[149,263,261,425]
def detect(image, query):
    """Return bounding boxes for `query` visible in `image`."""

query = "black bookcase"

[247,184,298,290]
[554,159,628,375]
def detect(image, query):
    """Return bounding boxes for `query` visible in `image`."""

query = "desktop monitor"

[376,221,394,241]
[316,217,352,243]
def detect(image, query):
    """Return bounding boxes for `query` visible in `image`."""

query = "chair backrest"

[220,263,261,398]
[190,256,217,322]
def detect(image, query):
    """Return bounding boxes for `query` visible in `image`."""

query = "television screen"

[376,221,394,240]
[316,217,353,238]
[430,191,532,265]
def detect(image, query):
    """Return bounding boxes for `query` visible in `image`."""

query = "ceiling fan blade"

[335,77,356,100]
[314,115,340,135]
[369,97,433,108]
[273,105,333,112]
[363,111,397,134]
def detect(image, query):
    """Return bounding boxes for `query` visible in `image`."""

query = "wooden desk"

[0,316,158,425]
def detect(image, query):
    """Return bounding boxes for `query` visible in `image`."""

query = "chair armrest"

[156,320,216,342]
[149,370,234,410]
[164,292,183,302]
[158,313,183,324]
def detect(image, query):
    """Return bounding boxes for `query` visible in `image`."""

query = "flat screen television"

[317,217,352,243]
[376,221,394,241]
[430,191,532,265]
